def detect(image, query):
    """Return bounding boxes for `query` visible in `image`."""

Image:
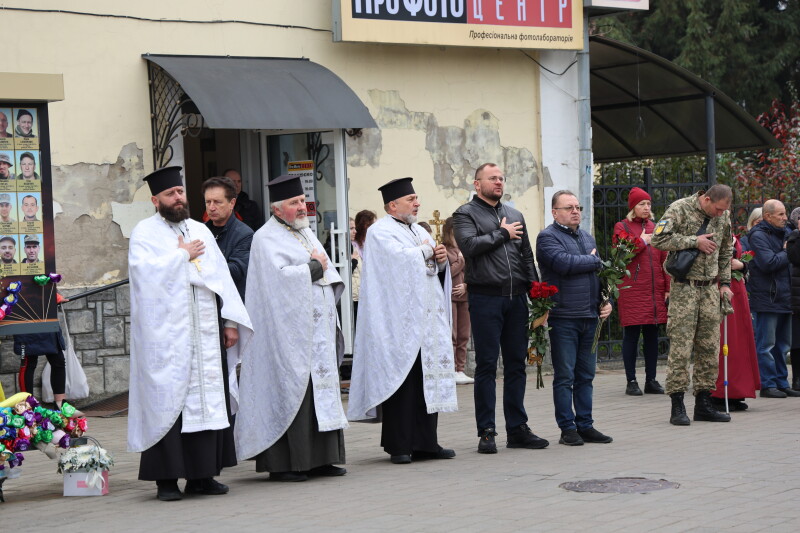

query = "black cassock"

[380,270,449,456]
[380,353,442,456]
[139,302,237,481]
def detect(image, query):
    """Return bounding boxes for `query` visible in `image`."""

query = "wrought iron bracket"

[146,62,205,169]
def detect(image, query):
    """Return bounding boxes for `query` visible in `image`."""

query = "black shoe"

[577,427,613,444]
[760,387,787,398]
[390,454,412,464]
[558,429,584,446]
[156,480,183,501]
[793,377,800,391]
[184,478,229,496]
[644,380,665,394]
[506,424,549,449]
[669,392,691,426]
[693,390,731,422]
[625,381,643,396]
[779,387,800,397]
[270,471,309,482]
[307,464,347,477]
[477,428,498,454]
[711,397,749,412]
[412,447,456,460]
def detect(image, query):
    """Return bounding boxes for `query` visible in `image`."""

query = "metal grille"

[146,62,205,169]
[592,166,709,363]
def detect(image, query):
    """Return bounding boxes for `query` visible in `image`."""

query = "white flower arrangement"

[57,444,114,474]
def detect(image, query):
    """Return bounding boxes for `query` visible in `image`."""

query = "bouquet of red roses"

[528,281,559,389]
[591,229,639,353]
[732,249,754,282]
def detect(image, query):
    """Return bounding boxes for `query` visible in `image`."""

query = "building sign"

[0,103,58,334]
[288,160,318,235]
[333,0,584,50]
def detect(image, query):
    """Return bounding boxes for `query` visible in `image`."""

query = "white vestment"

[234,217,349,461]
[347,215,458,421]
[127,214,252,453]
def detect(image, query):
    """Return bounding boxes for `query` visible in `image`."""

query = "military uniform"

[651,192,732,396]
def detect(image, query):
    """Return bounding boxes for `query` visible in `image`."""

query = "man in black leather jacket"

[453,162,548,454]
[203,176,254,300]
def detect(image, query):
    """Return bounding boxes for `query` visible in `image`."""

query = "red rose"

[529,283,542,299]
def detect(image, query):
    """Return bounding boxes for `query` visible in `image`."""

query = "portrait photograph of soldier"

[19,192,43,233]
[0,152,16,189]
[16,151,42,191]
[0,109,13,150]
[20,233,44,275]
[13,108,39,150]
[0,234,20,275]
[0,192,19,234]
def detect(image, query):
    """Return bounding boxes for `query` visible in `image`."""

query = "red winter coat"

[613,218,670,327]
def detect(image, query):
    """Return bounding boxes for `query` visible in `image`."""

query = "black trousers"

[622,324,659,382]
[380,353,440,456]
[19,351,66,395]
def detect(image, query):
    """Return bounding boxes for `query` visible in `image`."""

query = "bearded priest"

[348,177,458,464]
[128,166,253,502]
[234,174,348,482]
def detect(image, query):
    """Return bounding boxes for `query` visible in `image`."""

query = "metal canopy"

[590,36,780,163]
[143,55,377,130]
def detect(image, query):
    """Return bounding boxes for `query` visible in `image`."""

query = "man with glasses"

[536,190,613,446]
[453,163,548,454]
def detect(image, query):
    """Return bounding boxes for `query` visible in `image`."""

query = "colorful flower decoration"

[0,394,88,475]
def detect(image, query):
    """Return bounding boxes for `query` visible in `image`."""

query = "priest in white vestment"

[235,174,348,482]
[128,167,252,502]
[348,177,458,464]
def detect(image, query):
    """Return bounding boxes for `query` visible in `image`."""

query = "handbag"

[43,314,90,401]
[664,216,710,281]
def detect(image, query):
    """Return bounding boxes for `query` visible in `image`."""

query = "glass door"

[260,130,354,356]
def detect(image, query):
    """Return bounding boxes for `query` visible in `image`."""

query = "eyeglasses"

[482,176,506,183]
[553,205,584,212]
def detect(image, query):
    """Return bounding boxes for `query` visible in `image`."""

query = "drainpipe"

[706,93,716,184]
[578,12,593,231]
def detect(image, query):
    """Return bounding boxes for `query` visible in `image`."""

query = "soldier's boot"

[693,390,731,422]
[669,392,691,426]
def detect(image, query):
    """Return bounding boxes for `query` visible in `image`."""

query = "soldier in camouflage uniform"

[651,185,734,425]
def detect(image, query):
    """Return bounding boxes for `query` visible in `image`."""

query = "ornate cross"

[428,210,445,244]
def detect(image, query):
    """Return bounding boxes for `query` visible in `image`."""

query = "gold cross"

[190,258,202,272]
[428,210,445,245]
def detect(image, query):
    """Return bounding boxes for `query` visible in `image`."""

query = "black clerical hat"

[378,177,415,204]
[143,166,184,196]
[268,174,304,202]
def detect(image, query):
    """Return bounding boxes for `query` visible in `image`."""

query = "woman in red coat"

[711,235,760,410]
[613,187,670,396]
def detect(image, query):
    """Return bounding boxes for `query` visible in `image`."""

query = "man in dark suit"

[203,176,254,300]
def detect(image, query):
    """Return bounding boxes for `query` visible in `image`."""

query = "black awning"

[143,55,377,130]
[590,36,780,163]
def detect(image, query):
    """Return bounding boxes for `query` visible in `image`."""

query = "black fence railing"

[592,167,708,364]
[593,164,800,364]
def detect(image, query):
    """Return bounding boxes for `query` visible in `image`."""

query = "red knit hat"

[627,187,651,210]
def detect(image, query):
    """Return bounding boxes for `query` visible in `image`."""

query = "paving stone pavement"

[3,369,800,532]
